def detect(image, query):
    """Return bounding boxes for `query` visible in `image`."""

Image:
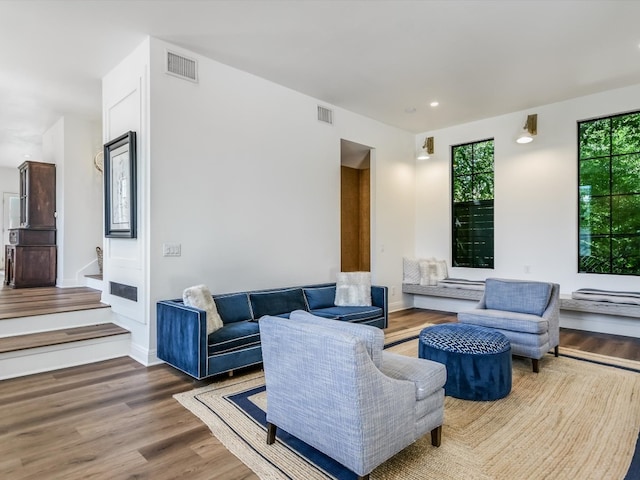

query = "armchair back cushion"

[484,278,552,316]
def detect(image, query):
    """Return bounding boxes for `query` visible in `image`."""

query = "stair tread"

[0,323,129,354]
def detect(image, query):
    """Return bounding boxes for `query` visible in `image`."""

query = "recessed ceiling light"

[23,154,31,159]
[404,106,417,114]
[430,101,439,107]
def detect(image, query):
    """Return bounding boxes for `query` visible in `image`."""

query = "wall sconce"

[417,136,434,160]
[516,114,537,144]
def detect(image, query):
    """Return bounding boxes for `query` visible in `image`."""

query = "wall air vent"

[317,105,333,125]
[166,50,198,83]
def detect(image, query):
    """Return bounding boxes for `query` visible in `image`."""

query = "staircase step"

[0,323,128,354]
[0,322,131,380]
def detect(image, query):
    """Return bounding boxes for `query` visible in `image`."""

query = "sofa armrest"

[381,351,446,400]
[157,300,208,379]
[371,285,388,327]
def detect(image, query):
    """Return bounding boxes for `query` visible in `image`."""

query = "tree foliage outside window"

[579,111,640,275]
[452,139,494,268]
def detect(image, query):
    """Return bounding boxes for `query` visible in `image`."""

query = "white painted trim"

[559,311,640,338]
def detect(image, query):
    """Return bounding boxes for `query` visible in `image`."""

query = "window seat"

[403,283,640,319]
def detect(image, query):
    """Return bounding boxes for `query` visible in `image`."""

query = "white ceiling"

[1,0,639,168]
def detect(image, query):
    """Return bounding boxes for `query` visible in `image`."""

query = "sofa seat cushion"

[484,278,552,316]
[309,305,383,323]
[249,288,307,318]
[208,321,260,356]
[458,309,549,334]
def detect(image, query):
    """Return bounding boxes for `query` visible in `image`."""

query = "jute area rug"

[174,324,640,480]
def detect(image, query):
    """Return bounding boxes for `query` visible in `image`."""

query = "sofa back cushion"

[213,293,253,324]
[303,285,336,310]
[484,278,552,316]
[249,288,307,319]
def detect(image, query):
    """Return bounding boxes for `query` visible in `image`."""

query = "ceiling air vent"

[166,50,198,83]
[317,105,333,125]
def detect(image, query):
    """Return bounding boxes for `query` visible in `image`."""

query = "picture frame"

[104,131,137,238]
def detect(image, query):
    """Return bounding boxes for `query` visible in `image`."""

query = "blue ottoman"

[419,324,511,401]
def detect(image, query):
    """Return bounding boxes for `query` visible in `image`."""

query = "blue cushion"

[309,305,383,323]
[303,286,336,309]
[208,321,260,356]
[213,293,252,323]
[484,279,552,316]
[249,288,307,318]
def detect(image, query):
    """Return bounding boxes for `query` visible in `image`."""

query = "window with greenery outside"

[452,139,494,268]
[579,111,640,275]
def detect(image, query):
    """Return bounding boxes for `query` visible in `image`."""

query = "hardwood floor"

[1,308,639,479]
[0,283,107,320]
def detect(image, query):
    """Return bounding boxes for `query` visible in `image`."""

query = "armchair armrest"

[157,300,208,379]
[381,351,446,400]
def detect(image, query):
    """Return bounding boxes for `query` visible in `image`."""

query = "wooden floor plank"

[0,323,129,354]
[0,283,107,320]
[0,308,639,479]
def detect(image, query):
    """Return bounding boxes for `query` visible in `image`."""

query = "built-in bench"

[402,283,640,319]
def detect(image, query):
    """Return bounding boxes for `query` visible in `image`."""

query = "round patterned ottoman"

[418,323,512,401]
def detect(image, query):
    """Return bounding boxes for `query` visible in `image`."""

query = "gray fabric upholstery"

[458,279,560,364]
[260,314,445,477]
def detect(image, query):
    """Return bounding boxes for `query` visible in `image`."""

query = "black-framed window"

[452,139,494,268]
[578,111,640,275]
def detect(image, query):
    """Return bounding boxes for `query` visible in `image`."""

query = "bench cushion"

[572,288,640,305]
[484,278,552,316]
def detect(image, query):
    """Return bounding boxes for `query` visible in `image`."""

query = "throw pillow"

[183,284,224,334]
[419,261,438,286]
[335,271,372,306]
[403,257,421,284]
[435,259,448,281]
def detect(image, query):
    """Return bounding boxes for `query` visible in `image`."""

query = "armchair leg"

[266,422,277,445]
[431,425,442,447]
[554,345,559,357]
[532,358,540,373]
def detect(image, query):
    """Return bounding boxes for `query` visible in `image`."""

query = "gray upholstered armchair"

[457,278,560,373]
[259,311,446,480]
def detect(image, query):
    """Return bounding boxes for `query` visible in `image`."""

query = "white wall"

[102,37,416,363]
[102,38,151,365]
[43,116,102,287]
[0,166,19,269]
[413,83,640,337]
[415,83,640,295]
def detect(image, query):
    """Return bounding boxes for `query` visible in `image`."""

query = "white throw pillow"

[403,257,421,284]
[183,284,224,334]
[419,261,438,286]
[335,272,372,306]
[435,259,448,281]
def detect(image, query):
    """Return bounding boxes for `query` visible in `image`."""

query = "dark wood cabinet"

[4,161,57,288]
[5,245,56,288]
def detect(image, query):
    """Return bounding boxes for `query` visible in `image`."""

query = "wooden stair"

[0,283,131,380]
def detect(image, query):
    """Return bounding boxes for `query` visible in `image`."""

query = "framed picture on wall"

[104,131,137,238]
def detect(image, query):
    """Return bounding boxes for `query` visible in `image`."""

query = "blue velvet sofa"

[156,283,388,380]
